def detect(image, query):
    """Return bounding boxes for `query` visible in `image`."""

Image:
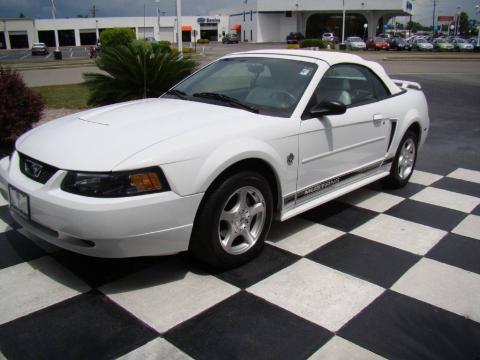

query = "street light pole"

[50,0,59,52]
[176,0,183,53]
[342,0,346,44]
[454,6,461,37]
[476,4,480,47]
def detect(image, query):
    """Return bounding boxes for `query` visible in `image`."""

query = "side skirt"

[278,161,392,222]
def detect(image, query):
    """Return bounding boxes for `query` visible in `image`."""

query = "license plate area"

[8,185,30,220]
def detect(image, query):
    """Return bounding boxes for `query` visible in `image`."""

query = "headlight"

[61,167,170,197]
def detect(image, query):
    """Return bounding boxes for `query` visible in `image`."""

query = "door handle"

[373,114,383,121]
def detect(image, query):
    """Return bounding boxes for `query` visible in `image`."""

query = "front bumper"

[0,153,203,258]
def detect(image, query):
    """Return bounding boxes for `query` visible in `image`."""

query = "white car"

[452,38,474,52]
[322,33,335,42]
[411,38,434,51]
[0,50,429,269]
[345,37,366,50]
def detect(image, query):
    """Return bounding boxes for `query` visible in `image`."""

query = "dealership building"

[0,0,412,49]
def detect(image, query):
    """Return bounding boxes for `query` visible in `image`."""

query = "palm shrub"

[83,42,197,106]
[100,27,136,47]
[0,66,44,153]
[300,39,327,49]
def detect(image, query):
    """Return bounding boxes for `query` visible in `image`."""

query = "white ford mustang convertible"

[0,50,429,268]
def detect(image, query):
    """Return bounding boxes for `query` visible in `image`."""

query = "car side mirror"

[309,101,347,117]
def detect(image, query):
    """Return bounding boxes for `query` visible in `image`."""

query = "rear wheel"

[384,130,418,189]
[190,171,273,269]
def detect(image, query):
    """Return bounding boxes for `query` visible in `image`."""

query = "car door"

[297,63,392,201]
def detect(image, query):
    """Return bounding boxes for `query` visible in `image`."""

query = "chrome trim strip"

[302,136,386,165]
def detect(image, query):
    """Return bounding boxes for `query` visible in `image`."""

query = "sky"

[0,0,478,25]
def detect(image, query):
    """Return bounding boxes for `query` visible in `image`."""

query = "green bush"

[300,38,327,49]
[158,40,171,47]
[0,66,44,153]
[100,27,136,47]
[197,38,209,44]
[83,42,197,106]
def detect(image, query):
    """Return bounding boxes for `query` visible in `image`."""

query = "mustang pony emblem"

[25,159,43,178]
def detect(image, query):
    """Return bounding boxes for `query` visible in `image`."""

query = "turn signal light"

[130,172,163,192]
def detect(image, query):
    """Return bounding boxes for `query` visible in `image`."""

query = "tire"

[189,171,273,269]
[383,130,418,189]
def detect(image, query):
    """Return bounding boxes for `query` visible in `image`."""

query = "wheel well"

[407,122,421,144]
[204,158,281,212]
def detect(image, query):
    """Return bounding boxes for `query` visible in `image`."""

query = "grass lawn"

[31,84,90,109]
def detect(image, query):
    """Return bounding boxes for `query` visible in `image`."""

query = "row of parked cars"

[345,35,479,52]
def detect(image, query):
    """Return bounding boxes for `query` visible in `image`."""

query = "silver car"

[411,38,433,51]
[452,38,474,52]
[345,37,366,50]
[31,42,49,56]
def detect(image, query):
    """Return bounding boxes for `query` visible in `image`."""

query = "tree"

[458,12,469,35]
[83,42,197,106]
[99,27,136,47]
[407,21,430,32]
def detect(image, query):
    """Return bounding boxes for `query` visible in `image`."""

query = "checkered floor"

[1,168,480,359]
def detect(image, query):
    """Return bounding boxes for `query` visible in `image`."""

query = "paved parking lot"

[0,51,480,359]
[0,46,91,61]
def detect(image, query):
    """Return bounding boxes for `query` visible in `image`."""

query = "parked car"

[432,38,454,52]
[322,33,335,42]
[452,38,474,52]
[345,36,366,50]
[145,37,157,43]
[366,37,390,50]
[0,50,429,269]
[31,42,49,56]
[222,33,239,44]
[411,38,434,51]
[467,37,480,52]
[387,37,411,51]
[286,32,304,44]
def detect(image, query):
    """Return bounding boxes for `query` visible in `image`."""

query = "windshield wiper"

[165,89,187,99]
[192,92,259,114]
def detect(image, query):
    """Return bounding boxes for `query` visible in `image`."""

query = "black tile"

[165,291,332,360]
[215,244,300,289]
[426,233,480,275]
[0,230,46,269]
[51,250,167,288]
[307,234,420,288]
[302,201,377,232]
[431,177,480,198]
[368,180,425,198]
[386,199,466,232]
[339,290,480,360]
[473,204,480,216]
[0,291,159,360]
[0,206,20,230]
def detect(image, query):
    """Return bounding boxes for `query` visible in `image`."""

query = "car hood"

[16,98,266,172]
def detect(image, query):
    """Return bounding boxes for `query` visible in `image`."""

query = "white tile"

[452,215,480,240]
[411,187,480,213]
[351,214,446,255]
[118,338,192,360]
[309,336,386,360]
[0,256,90,325]
[100,262,238,333]
[447,168,480,184]
[248,259,384,332]
[338,188,404,212]
[410,170,443,186]
[267,218,343,256]
[392,258,480,323]
[0,218,12,233]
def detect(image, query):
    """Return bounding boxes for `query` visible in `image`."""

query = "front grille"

[19,153,58,184]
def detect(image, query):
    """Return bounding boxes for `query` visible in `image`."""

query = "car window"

[170,57,318,117]
[308,64,391,112]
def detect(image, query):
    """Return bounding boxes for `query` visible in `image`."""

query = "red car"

[366,37,390,50]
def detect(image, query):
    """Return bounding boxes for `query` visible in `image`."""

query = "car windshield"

[349,37,362,42]
[456,39,465,43]
[436,39,446,43]
[167,57,317,117]
[33,43,45,46]
[417,39,426,43]
[374,38,384,42]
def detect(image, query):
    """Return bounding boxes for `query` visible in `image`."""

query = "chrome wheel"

[218,186,266,255]
[398,138,416,180]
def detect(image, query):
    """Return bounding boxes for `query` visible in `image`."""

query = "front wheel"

[383,130,418,189]
[189,171,273,269]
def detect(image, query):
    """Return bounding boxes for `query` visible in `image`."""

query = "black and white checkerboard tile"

[1,168,480,360]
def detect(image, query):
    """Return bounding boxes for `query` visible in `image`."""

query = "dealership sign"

[197,17,221,24]
[437,16,454,22]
